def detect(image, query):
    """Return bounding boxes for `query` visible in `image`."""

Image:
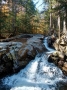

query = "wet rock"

[63,62,67,68]
[62,63,67,75]
[64,55,67,62]
[48,53,59,65]
[53,39,60,50]
[47,35,56,48]
[0,34,46,78]
[51,34,67,75]
[58,60,64,68]
[48,55,54,63]
[18,35,46,60]
[48,50,67,75]
[53,33,67,51]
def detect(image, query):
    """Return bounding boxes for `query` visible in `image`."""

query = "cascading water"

[44,37,55,54]
[44,37,54,51]
[1,37,67,90]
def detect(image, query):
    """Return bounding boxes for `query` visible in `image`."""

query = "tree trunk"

[63,19,66,33]
[0,0,2,37]
[58,15,60,39]
[49,0,52,36]
[50,12,52,35]
[65,10,67,36]
[12,0,16,36]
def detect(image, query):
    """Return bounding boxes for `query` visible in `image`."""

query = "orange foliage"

[1,4,9,16]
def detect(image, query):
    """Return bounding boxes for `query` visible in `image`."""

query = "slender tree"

[54,0,67,34]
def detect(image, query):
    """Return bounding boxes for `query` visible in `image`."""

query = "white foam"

[10,86,41,90]
[2,37,67,90]
[2,55,66,90]
[44,37,55,52]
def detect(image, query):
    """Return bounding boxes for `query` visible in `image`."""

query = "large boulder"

[48,50,67,75]
[0,34,46,78]
[18,35,46,68]
[53,33,67,52]
[47,35,56,48]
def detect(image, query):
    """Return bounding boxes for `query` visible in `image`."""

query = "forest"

[0,0,67,38]
[0,0,45,38]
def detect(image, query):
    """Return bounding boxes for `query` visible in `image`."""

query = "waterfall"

[44,37,55,53]
[1,37,67,90]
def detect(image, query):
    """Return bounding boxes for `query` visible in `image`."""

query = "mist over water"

[1,37,67,90]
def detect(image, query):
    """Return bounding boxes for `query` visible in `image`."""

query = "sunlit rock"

[62,62,67,75]
[63,62,67,68]
[58,61,64,68]
[18,35,46,61]
[53,39,60,50]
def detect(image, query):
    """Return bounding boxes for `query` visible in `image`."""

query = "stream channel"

[0,37,67,90]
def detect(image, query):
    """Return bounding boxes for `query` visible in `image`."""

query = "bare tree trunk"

[49,0,52,36]
[63,10,67,37]
[12,0,16,36]
[58,15,60,39]
[0,0,2,37]
[50,12,52,35]
[63,19,66,33]
[65,10,67,36]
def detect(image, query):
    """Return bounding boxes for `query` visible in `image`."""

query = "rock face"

[49,34,67,75]
[48,51,67,75]
[0,34,46,78]
[47,35,56,49]
[53,33,67,52]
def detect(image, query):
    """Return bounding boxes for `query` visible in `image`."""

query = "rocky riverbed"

[48,34,67,75]
[0,34,46,78]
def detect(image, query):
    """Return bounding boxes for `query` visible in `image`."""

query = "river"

[0,37,67,90]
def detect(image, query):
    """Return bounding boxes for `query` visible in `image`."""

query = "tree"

[43,0,57,35]
[54,0,67,34]
[0,0,8,38]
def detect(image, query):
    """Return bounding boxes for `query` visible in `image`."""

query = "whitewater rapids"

[1,37,67,90]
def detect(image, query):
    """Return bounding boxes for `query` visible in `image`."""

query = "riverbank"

[48,34,67,75]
